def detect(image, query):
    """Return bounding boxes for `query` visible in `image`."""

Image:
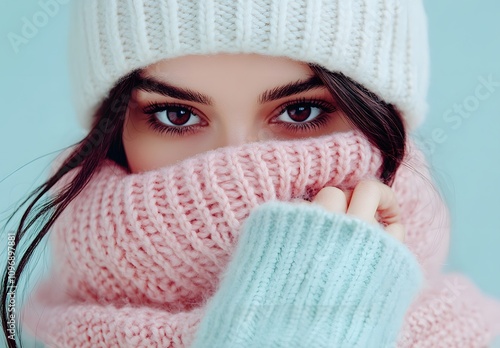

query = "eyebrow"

[134,74,326,105]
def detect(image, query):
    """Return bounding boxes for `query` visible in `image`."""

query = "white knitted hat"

[68,0,430,131]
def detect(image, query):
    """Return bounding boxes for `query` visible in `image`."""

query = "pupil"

[168,107,190,125]
[289,105,311,122]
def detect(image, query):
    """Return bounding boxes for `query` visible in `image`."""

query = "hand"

[293,180,405,243]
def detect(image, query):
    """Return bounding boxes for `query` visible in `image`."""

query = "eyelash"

[143,102,200,136]
[276,97,336,133]
[142,97,338,136]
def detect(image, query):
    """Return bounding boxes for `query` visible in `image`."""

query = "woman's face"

[123,53,353,173]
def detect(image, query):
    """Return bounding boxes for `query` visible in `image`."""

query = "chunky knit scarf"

[22,130,500,347]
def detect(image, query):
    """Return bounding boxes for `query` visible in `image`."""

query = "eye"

[146,103,202,127]
[142,102,206,136]
[276,104,323,124]
[272,98,337,130]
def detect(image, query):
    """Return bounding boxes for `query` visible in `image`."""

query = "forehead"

[141,53,314,88]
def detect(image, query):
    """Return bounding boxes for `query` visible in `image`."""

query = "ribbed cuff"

[191,200,423,348]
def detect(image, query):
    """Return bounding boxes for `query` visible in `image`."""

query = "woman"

[2,0,500,347]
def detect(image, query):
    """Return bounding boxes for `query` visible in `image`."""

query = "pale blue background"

[1,1,499,347]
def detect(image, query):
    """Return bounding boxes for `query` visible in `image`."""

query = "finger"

[311,186,348,214]
[346,180,401,226]
[384,223,406,243]
[345,180,380,223]
[343,189,353,205]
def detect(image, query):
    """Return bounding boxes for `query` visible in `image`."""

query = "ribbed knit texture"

[190,201,423,347]
[67,0,429,131]
[20,130,500,347]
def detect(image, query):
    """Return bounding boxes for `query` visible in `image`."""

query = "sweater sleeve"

[190,200,424,348]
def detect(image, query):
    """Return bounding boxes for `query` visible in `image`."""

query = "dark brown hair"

[1,64,406,347]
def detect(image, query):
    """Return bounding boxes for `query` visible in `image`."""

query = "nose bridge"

[221,121,258,147]
[213,107,278,148]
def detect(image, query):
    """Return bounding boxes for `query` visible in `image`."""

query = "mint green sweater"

[190,201,423,347]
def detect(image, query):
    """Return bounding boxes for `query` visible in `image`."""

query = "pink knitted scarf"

[22,129,500,347]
